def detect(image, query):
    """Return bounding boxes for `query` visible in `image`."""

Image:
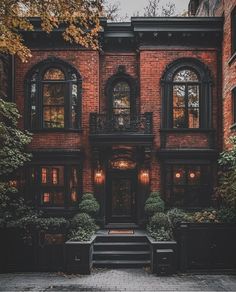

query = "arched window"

[26,58,81,130]
[106,66,137,128]
[112,81,131,117]
[161,58,212,129]
[173,69,200,128]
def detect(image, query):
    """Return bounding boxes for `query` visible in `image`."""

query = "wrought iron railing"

[90,112,153,135]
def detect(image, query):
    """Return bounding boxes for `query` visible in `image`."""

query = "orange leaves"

[0,0,103,62]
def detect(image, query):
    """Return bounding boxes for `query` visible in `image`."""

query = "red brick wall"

[165,133,210,149]
[15,50,100,192]
[100,52,138,112]
[139,48,219,191]
[221,1,236,147]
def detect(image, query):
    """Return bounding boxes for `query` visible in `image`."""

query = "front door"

[107,171,136,224]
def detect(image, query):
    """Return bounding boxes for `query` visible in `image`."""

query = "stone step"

[93,242,150,251]
[93,260,151,268]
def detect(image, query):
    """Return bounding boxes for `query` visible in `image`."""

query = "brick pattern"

[15,47,220,195]
[165,133,210,149]
[139,49,219,191]
[15,50,100,192]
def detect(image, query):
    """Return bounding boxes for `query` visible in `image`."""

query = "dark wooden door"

[107,171,136,223]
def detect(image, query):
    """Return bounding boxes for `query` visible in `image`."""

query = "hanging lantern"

[140,169,150,184]
[94,168,104,184]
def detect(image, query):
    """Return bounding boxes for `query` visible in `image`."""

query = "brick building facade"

[0,1,235,228]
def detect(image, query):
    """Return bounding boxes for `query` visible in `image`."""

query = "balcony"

[89,112,153,145]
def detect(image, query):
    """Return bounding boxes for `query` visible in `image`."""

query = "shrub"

[68,227,95,242]
[69,213,98,242]
[81,193,96,201]
[147,213,173,241]
[149,191,161,198]
[167,208,192,228]
[147,227,173,241]
[144,193,165,217]
[70,213,97,230]
[78,199,99,216]
[148,212,172,230]
[218,207,236,223]
[192,208,219,223]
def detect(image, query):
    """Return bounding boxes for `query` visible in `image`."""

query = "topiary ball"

[70,213,96,230]
[149,191,161,198]
[78,199,100,216]
[145,196,165,216]
[81,193,96,201]
[167,208,192,228]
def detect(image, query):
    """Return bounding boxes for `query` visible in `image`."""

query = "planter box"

[64,236,95,274]
[147,236,177,274]
[177,223,236,272]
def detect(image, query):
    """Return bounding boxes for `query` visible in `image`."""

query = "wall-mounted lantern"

[139,169,150,184]
[94,168,104,184]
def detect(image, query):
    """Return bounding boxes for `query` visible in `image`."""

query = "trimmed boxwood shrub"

[218,207,236,223]
[81,193,96,201]
[167,208,192,229]
[147,213,173,241]
[68,213,98,242]
[78,199,99,216]
[144,192,165,217]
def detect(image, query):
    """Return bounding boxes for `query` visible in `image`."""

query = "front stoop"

[92,230,151,268]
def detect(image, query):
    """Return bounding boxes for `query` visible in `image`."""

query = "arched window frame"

[161,58,212,129]
[105,66,138,118]
[25,57,82,131]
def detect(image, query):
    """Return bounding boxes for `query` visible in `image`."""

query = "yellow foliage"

[0,0,104,62]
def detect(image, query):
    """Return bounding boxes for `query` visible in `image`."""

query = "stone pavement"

[0,269,236,292]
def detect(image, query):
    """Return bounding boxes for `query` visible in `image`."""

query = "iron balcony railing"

[89,112,153,135]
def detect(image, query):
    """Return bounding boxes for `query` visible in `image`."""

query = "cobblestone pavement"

[0,269,236,292]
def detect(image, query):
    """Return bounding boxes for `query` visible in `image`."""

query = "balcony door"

[111,81,131,130]
[106,170,137,224]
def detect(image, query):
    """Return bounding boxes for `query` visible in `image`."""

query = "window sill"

[228,51,236,65]
[30,128,83,133]
[160,128,215,133]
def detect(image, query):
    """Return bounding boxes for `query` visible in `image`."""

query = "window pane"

[187,166,201,185]
[53,192,64,206]
[30,83,37,128]
[72,84,78,104]
[43,68,65,80]
[173,166,186,185]
[173,85,185,107]
[173,109,185,128]
[188,108,199,128]
[42,192,51,204]
[113,81,130,110]
[43,84,65,105]
[188,85,199,107]
[41,168,48,184]
[43,106,64,128]
[172,187,185,207]
[70,189,78,203]
[173,69,199,82]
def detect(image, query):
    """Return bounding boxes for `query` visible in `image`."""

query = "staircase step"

[95,236,148,243]
[93,242,150,251]
[93,251,150,255]
[93,260,151,268]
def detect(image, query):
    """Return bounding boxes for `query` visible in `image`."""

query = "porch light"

[175,172,181,179]
[140,169,150,184]
[94,169,104,184]
[189,172,196,179]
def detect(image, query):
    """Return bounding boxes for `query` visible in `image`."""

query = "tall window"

[29,165,81,208]
[165,164,211,208]
[27,58,81,130]
[232,87,236,125]
[112,81,131,127]
[232,7,236,56]
[173,69,200,128]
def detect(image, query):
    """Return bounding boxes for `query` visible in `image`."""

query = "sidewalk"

[0,269,236,291]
